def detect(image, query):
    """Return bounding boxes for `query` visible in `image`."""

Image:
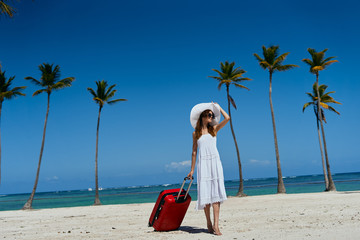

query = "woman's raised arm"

[214,104,230,133]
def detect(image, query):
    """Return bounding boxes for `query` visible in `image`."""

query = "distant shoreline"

[1,171,359,212]
[2,171,359,196]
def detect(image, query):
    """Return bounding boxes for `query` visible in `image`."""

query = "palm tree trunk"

[314,108,329,190]
[94,106,102,205]
[226,86,246,197]
[315,74,336,191]
[23,93,50,210]
[269,72,286,193]
[0,101,2,185]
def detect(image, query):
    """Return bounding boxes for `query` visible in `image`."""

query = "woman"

[187,102,230,236]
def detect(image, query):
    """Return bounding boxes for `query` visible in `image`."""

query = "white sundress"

[196,133,227,210]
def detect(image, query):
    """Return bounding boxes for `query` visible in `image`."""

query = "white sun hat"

[190,102,221,129]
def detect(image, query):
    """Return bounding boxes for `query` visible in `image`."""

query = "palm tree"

[303,83,341,190]
[254,45,298,193]
[0,67,26,184]
[0,0,16,17]
[22,63,74,210]
[302,48,338,191]
[87,80,127,205]
[209,61,251,197]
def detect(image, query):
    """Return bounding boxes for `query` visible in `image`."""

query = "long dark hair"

[194,110,216,140]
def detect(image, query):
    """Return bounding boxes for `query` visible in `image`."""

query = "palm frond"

[307,48,317,55]
[105,90,117,100]
[11,86,26,92]
[259,61,270,70]
[1,91,12,99]
[318,84,327,96]
[320,102,329,109]
[108,98,127,105]
[321,109,327,123]
[0,68,26,101]
[231,72,246,79]
[321,95,335,103]
[32,88,47,97]
[12,91,26,97]
[232,83,250,90]
[209,76,222,81]
[233,77,252,82]
[4,75,15,85]
[323,56,337,62]
[217,82,224,90]
[332,100,341,105]
[254,53,268,70]
[302,102,313,112]
[328,106,340,115]
[104,84,116,99]
[306,92,315,100]
[0,0,16,18]
[52,79,73,91]
[276,64,299,72]
[322,90,335,96]
[87,87,97,98]
[3,86,26,99]
[273,52,290,66]
[210,69,224,77]
[317,84,327,91]
[302,58,313,67]
[253,53,264,62]
[228,95,237,110]
[322,60,339,68]
[59,77,75,86]
[24,76,42,86]
[322,97,341,105]
[319,48,328,54]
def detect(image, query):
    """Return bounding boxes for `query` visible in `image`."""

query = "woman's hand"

[187,171,194,179]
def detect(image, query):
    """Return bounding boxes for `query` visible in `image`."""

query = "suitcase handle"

[176,176,193,201]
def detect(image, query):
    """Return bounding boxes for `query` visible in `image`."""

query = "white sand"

[1,191,360,239]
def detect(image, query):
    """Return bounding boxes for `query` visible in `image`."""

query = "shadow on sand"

[338,191,360,195]
[178,226,210,234]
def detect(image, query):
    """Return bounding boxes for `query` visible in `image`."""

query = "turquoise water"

[1,172,359,211]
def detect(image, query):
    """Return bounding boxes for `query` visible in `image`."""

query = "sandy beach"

[1,191,360,239]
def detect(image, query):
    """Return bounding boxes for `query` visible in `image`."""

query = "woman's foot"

[213,225,222,236]
[207,223,214,233]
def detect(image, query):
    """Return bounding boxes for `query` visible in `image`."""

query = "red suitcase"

[148,177,193,231]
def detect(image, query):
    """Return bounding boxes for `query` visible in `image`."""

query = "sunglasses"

[207,113,215,119]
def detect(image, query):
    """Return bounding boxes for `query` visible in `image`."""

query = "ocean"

[1,172,360,211]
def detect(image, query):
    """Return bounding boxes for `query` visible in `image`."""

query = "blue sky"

[0,0,359,194]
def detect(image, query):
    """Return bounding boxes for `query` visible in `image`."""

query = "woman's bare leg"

[212,202,222,235]
[204,204,214,233]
